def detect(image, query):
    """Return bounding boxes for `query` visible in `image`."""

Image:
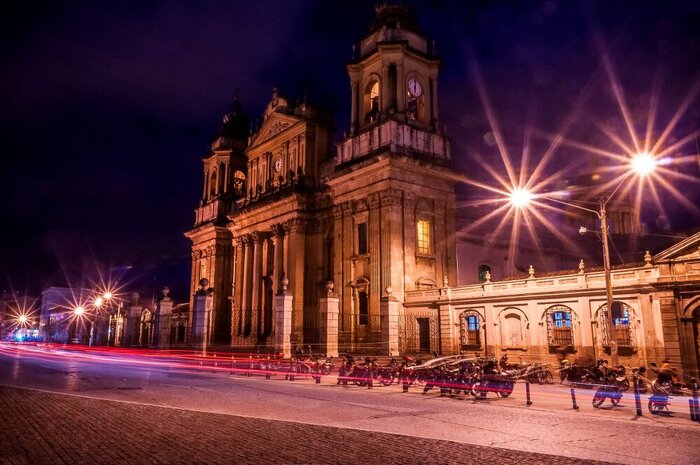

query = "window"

[358,291,368,325]
[599,301,633,347]
[462,313,481,347]
[364,81,380,123]
[478,264,491,282]
[416,220,431,255]
[546,306,573,346]
[357,222,368,255]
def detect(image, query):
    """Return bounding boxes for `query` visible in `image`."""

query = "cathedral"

[186,4,456,352]
[185,5,700,381]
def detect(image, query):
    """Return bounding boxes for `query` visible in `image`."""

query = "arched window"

[546,305,574,347]
[209,170,217,198]
[598,301,634,347]
[460,311,481,347]
[219,162,226,194]
[478,264,491,282]
[406,77,424,121]
[364,80,380,123]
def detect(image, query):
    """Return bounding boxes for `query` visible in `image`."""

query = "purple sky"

[1,0,698,300]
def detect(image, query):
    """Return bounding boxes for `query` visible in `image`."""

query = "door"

[417,318,431,352]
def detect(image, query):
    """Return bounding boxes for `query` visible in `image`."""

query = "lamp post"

[509,152,656,367]
[72,305,85,344]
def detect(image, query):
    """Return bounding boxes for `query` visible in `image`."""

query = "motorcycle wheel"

[497,383,514,398]
[592,390,606,408]
[610,396,621,406]
[378,372,393,386]
[539,371,554,385]
[471,381,487,399]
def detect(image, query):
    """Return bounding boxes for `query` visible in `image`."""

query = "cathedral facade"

[186,5,456,352]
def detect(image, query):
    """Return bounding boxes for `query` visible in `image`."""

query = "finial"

[485,270,491,283]
[326,280,334,297]
[272,86,278,99]
[351,43,356,60]
[385,286,392,297]
[281,274,289,294]
[528,265,535,278]
[162,286,170,299]
[578,259,585,274]
[644,250,653,267]
[443,275,449,287]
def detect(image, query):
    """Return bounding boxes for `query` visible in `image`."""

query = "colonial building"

[405,232,700,382]
[187,4,456,353]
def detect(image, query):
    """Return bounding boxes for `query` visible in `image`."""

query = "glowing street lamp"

[507,155,657,366]
[18,315,28,325]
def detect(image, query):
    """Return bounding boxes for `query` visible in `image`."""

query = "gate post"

[274,276,293,359]
[319,281,339,357]
[380,288,400,356]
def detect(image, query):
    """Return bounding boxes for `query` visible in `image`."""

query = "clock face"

[408,78,422,97]
[274,158,282,173]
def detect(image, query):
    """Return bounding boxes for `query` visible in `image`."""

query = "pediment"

[653,231,700,262]
[249,113,300,148]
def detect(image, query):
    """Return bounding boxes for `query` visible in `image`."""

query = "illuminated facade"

[187,5,456,352]
[405,232,700,381]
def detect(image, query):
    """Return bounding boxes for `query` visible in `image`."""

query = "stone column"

[155,287,173,348]
[251,232,263,338]
[380,288,400,356]
[274,277,293,358]
[368,193,381,332]
[438,285,456,355]
[350,80,359,133]
[319,282,340,357]
[286,219,305,343]
[241,235,253,335]
[272,224,285,300]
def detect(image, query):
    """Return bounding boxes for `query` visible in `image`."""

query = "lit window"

[547,306,573,346]
[416,220,431,254]
[357,222,368,255]
[462,313,480,346]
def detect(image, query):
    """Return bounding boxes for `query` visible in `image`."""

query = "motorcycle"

[646,362,690,415]
[471,358,515,398]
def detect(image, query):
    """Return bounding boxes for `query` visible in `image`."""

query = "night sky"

[1,0,698,301]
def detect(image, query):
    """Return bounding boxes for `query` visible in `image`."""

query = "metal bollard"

[525,381,532,406]
[315,366,321,384]
[570,385,579,410]
[633,375,643,417]
[690,378,699,422]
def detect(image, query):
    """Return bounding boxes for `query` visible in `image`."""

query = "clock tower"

[327,4,457,354]
[347,3,441,134]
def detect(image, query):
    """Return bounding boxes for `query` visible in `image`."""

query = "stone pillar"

[274,277,293,358]
[319,282,340,357]
[438,285,456,355]
[272,225,285,297]
[251,232,263,338]
[380,288,400,356]
[155,287,173,348]
[124,293,142,347]
[192,282,214,352]
[350,80,358,133]
[241,235,253,335]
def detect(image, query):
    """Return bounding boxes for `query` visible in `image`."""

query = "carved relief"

[368,193,380,210]
[380,189,402,207]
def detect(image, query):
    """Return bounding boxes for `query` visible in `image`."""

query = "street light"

[508,152,657,366]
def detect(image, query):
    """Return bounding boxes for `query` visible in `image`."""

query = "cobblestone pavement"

[0,386,616,465]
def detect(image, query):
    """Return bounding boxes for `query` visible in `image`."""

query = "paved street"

[1,344,698,464]
[1,385,614,465]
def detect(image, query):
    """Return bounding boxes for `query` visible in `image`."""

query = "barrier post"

[690,378,698,422]
[633,375,643,417]
[525,381,532,406]
[570,385,579,410]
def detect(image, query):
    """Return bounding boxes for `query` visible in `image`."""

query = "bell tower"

[329,4,457,355]
[348,3,441,134]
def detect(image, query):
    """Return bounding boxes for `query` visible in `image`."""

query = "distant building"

[1,292,39,341]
